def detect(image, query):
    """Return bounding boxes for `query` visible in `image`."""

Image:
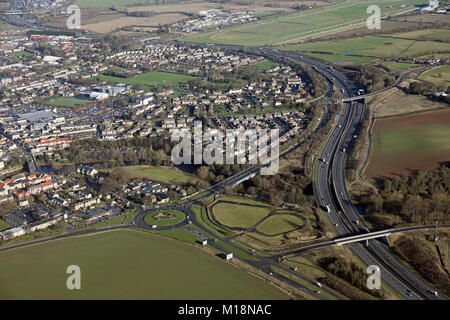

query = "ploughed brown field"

[366,109,450,178]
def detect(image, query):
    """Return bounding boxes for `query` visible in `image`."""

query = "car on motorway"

[406,289,413,297]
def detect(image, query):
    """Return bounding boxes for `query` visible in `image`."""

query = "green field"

[246,59,278,72]
[7,51,30,57]
[144,210,185,227]
[0,21,15,31]
[387,29,450,42]
[0,219,11,232]
[280,36,450,64]
[419,65,450,89]
[374,125,450,157]
[0,230,289,299]
[43,97,91,108]
[256,214,304,235]
[100,71,195,91]
[185,0,424,46]
[212,200,271,229]
[122,165,198,185]
[367,110,450,177]
[75,0,181,8]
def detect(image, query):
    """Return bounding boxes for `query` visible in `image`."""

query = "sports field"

[121,165,198,185]
[246,59,278,73]
[100,71,195,91]
[144,210,185,227]
[366,109,450,177]
[0,230,289,299]
[7,51,30,57]
[185,0,424,46]
[419,66,450,89]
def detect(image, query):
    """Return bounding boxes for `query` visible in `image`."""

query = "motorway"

[0,5,444,298]
[174,41,446,300]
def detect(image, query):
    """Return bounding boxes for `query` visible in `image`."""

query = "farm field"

[42,97,91,108]
[256,214,304,235]
[419,65,450,89]
[212,198,272,229]
[366,87,447,118]
[0,230,289,299]
[81,13,124,25]
[366,109,450,177]
[121,165,199,185]
[280,36,450,64]
[82,14,186,34]
[184,0,424,46]
[75,0,182,8]
[0,21,15,31]
[144,210,185,227]
[100,71,196,91]
[385,29,450,42]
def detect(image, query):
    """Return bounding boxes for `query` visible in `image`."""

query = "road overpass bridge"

[335,229,392,246]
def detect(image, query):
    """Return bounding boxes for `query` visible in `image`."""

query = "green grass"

[143,210,185,227]
[256,214,304,235]
[184,0,424,46]
[419,65,450,89]
[281,36,450,64]
[121,165,198,185]
[100,71,196,91]
[213,201,271,229]
[140,227,199,245]
[75,0,181,8]
[216,239,258,261]
[7,51,30,57]
[387,29,450,42]
[81,14,124,25]
[74,209,138,230]
[0,219,11,232]
[192,204,232,237]
[0,230,289,299]
[246,59,278,72]
[375,125,450,157]
[0,21,15,31]
[42,97,91,108]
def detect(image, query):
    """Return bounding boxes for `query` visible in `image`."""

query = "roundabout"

[144,210,186,227]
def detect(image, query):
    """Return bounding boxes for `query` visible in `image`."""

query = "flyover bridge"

[335,229,392,246]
